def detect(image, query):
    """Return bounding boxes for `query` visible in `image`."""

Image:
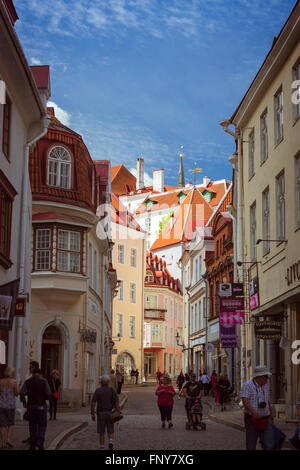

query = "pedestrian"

[155,375,176,428]
[130,369,135,384]
[20,363,52,450]
[176,371,185,391]
[217,373,231,411]
[211,370,219,403]
[135,369,139,385]
[47,370,61,421]
[91,375,120,450]
[182,373,203,430]
[0,367,19,449]
[197,370,203,382]
[156,369,162,384]
[200,370,210,396]
[116,369,124,395]
[109,369,118,391]
[240,366,274,450]
[21,361,40,446]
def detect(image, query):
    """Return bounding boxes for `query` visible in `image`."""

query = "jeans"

[28,405,47,448]
[49,397,58,419]
[158,405,173,421]
[244,414,274,450]
[117,383,122,394]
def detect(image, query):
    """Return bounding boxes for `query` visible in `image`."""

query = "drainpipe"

[16,116,50,385]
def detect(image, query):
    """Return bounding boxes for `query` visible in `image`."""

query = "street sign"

[220,297,244,311]
[205,343,214,353]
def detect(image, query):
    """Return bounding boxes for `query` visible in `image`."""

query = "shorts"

[97,411,114,434]
[0,408,15,427]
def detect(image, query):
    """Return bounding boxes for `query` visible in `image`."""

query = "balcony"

[144,309,166,320]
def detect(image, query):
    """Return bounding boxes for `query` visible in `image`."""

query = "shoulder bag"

[109,387,123,423]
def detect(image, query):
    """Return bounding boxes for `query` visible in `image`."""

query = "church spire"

[178,153,185,188]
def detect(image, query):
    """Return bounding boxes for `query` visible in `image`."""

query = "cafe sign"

[255,320,282,341]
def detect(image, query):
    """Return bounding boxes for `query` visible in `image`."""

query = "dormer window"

[177,191,187,204]
[48,145,72,189]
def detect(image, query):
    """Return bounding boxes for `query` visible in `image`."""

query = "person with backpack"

[91,375,120,450]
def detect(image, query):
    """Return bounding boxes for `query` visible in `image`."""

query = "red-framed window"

[0,170,17,269]
[2,95,11,159]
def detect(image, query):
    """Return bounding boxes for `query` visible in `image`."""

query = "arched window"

[48,145,72,189]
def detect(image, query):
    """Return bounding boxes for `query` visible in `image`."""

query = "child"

[191,399,203,425]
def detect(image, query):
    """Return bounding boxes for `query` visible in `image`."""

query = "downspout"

[16,116,50,384]
[141,234,145,383]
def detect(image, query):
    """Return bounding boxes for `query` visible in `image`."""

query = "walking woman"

[211,370,219,403]
[48,370,61,420]
[217,373,231,411]
[176,371,185,391]
[0,367,19,449]
[155,376,176,428]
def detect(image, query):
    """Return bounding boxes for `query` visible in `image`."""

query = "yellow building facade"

[228,2,300,420]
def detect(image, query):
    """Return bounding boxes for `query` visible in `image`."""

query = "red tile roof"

[111,193,145,232]
[145,251,181,293]
[111,165,137,196]
[151,187,213,250]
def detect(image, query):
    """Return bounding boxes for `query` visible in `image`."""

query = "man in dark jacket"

[20,364,51,450]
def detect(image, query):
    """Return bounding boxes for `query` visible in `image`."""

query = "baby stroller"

[185,398,206,431]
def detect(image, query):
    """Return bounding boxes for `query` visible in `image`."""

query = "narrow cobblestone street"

[61,386,245,450]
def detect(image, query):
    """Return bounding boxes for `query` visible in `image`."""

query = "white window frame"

[47,145,72,189]
[260,109,268,164]
[129,315,136,338]
[250,203,256,262]
[57,229,81,273]
[145,217,151,232]
[130,248,137,267]
[274,88,283,146]
[130,282,136,304]
[117,244,124,264]
[146,294,157,309]
[35,228,51,271]
[117,280,124,301]
[248,130,255,180]
[116,313,124,338]
[276,171,285,242]
[262,187,270,255]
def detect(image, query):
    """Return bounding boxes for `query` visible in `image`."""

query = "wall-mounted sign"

[232,283,244,296]
[220,324,238,348]
[285,261,300,286]
[219,283,232,297]
[255,320,282,341]
[249,277,259,311]
[14,298,26,317]
[220,297,244,311]
[80,330,97,343]
[220,311,244,325]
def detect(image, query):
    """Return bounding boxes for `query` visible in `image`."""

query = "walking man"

[20,363,51,450]
[200,371,210,397]
[116,369,124,395]
[240,366,274,450]
[91,375,120,450]
[135,369,139,385]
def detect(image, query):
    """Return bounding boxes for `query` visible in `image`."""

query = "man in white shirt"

[200,371,210,397]
[240,366,274,450]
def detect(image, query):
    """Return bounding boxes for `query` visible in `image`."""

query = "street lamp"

[175,331,185,349]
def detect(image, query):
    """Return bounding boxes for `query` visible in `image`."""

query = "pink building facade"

[144,252,183,380]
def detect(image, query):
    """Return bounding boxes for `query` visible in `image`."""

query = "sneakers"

[168,422,173,428]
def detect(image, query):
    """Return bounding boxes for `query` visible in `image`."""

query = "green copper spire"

[178,153,185,188]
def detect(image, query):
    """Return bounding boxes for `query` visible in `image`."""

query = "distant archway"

[116,351,136,376]
[41,325,62,379]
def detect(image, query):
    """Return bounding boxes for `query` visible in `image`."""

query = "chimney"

[153,169,164,193]
[185,182,193,188]
[203,176,210,187]
[136,158,144,190]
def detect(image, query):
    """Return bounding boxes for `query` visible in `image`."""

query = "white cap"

[253,366,272,378]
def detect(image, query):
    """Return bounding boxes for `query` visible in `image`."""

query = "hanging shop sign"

[220,311,244,325]
[14,298,26,317]
[255,320,282,341]
[80,329,97,343]
[249,277,259,311]
[220,324,238,348]
[219,283,244,297]
[220,297,244,311]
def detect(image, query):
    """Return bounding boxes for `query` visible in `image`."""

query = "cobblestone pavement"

[61,386,245,450]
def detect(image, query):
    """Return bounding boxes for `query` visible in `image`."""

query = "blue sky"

[14,0,296,186]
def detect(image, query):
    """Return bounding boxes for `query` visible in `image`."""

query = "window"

[293,59,300,122]
[296,153,300,229]
[209,284,213,317]
[57,229,81,272]
[170,328,173,345]
[175,302,178,320]
[170,299,173,318]
[2,95,11,159]
[116,313,123,338]
[130,248,137,267]
[88,242,93,286]
[194,258,198,283]
[129,316,136,338]
[130,282,136,303]
[35,228,51,270]
[117,280,124,301]
[191,306,194,333]
[198,256,202,279]
[0,173,16,267]
[152,323,162,343]
[262,188,270,255]
[48,145,72,189]
[260,109,268,163]
[117,245,124,264]
[248,130,255,179]
[146,295,157,309]
[165,326,168,345]
[93,249,98,291]
[145,217,151,232]
[274,88,283,145]
[276,171,285,241]
[250,203,256,262]
[164,297,168,317]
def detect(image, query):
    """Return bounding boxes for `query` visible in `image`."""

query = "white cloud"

[30,57,42,65]
[47,101,71,126]
[129,167,153,186]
